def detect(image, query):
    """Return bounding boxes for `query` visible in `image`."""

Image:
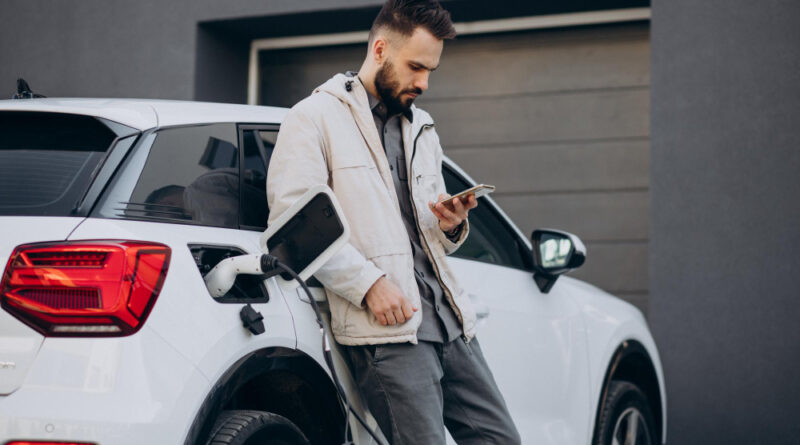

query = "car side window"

[443,165,530,270]
[240,127,277,230]
[125,124,240,228]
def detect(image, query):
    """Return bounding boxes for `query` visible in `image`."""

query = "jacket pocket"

[330,148,375,170]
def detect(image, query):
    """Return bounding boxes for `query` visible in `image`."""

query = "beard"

[374,60,422,115]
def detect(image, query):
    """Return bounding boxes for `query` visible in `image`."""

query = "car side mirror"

[204,185,349,297]
[531,229,586,293]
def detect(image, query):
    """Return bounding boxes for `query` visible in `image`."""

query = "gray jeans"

[343,337,521,445]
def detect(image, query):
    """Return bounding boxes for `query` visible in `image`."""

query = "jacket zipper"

[407,123,469,341]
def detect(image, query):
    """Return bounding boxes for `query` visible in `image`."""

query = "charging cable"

[260,255,388,445]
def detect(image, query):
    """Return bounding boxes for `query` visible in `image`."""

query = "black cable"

[276,260,383,445]
[270,258,387,445]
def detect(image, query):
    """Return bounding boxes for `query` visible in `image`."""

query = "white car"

[0,98,665,445]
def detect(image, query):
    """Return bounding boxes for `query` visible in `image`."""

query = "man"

[266,1,520,443]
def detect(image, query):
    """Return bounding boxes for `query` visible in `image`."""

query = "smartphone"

[435,184,495,209]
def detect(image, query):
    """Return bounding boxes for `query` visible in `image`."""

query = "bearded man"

[266,1,520,443]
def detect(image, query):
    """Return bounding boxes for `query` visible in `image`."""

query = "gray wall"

[0,0,646,103]
[0,0,384,101]
[650,0,800,443]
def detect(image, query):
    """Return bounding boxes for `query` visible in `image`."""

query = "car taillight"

[0,241,170,337]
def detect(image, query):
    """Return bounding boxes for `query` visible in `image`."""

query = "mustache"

[403,87,423,96]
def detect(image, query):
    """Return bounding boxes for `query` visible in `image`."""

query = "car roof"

[0,98,288,131]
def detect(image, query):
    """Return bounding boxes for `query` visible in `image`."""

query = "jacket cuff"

[348,262,386,308]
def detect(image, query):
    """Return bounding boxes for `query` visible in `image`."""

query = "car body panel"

[0,326,208,443]
[449,255,593,444]
[559,276,667,444]
[66,218,297,379]
[0,98,287,131]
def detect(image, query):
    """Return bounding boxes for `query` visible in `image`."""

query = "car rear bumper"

[0,327,209,444]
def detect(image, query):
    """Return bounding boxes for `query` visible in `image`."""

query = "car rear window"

[0,111,118,216]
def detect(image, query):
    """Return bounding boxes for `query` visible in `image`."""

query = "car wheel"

[594,380,658,445]
[206,410,310,445]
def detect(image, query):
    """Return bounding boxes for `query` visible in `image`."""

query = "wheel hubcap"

[611,407,651,445]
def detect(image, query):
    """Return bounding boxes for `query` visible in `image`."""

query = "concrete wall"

[650,0,800,443]
[1,0,647,102]
[0,0,383,101]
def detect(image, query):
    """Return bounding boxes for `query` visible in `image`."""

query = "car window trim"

[237,123,280,232]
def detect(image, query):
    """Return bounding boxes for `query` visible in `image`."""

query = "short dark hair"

[369,0,456,43]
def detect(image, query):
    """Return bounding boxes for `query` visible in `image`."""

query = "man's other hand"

[429,193,478,232]
[364,276,418,326]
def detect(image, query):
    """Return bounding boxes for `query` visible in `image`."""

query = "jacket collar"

[315,73,431,131]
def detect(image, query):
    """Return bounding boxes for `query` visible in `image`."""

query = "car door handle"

[469,293,490,320]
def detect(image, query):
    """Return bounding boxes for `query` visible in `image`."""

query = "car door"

[443,163,593,444]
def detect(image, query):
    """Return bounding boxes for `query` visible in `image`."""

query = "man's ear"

[372,37,387,64]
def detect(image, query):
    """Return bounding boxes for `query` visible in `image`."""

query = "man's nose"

[415,72,430,92]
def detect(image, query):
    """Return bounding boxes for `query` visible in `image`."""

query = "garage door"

[257,22,650,314]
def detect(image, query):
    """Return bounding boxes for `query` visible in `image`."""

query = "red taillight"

[0,241,170,337]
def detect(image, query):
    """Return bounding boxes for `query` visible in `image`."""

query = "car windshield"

[0,111,118,217]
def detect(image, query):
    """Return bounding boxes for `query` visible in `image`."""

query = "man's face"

[374,27,443,114]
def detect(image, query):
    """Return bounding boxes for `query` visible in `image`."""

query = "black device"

[266,192,345,281]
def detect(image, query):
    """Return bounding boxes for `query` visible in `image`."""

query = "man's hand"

[364,276,418,326]
[429,193,478,232]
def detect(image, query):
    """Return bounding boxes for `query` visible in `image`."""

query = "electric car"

[0,98,665,445]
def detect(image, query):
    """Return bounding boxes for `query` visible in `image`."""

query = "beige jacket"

[266,73,477,345]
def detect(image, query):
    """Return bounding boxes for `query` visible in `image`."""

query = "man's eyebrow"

[410,60,438,71]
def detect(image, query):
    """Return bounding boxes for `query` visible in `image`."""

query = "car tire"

[206,410,310,445]
[594,380,658,445]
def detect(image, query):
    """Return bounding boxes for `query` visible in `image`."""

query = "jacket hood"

[314,73,434,127]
